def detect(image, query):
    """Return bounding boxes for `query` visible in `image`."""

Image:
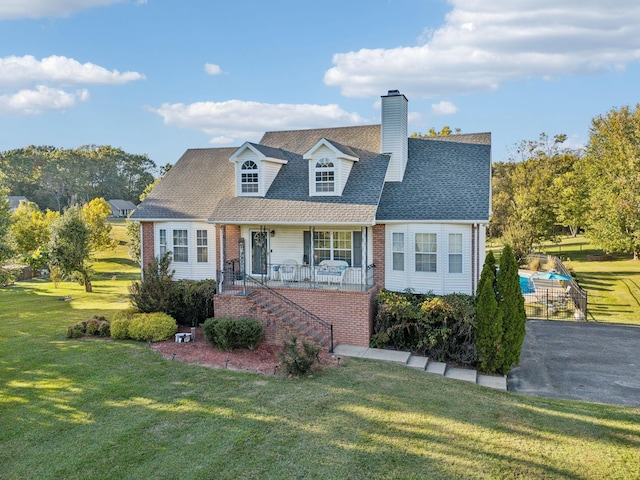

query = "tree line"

[490,104,640,261]
[0,145,157,212]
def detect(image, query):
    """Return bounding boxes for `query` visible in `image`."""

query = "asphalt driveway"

[508,320,640,407]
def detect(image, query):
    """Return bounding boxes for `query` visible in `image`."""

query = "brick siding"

[372,224,385,288]
[141,222,154,269]
[214,286,378,347]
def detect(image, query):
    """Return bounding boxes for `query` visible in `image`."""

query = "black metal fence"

[523,254,588,320]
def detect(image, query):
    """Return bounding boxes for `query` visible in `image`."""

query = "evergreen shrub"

[211,317,263,351]
[279,332,321,377]
[128,312,178,342]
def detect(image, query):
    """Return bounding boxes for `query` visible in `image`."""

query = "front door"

[251,230,268,275]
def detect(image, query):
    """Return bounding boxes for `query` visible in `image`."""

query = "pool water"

[519,275,535,295]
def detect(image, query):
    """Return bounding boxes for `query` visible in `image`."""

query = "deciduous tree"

[584,104,640,258]
[81,198,117,251]
[49,205,94,292]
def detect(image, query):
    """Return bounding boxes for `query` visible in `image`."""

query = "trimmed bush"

[67,322,85,339]
[85,318,101,336]
[279,333,321,377]
[98,320,110,337]
[128,312,178,342]
[209,317,263,351]
[202,317,220,346]
[371,290,477,365]
[475,251,503,373]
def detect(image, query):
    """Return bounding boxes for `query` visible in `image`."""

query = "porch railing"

[217,259,375,293]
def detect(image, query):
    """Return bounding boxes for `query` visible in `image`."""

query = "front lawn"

[1,226,639,479]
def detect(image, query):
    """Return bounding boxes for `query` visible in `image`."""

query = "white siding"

[384,223,473,295]
[381,92,408,182]
[307,145,354,196]
[234,150,261,196]
[154,221,217,280]
[262,162,282,194]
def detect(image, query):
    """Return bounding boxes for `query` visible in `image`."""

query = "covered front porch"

[217,224,378,293]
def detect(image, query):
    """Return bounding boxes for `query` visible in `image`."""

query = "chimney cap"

[387,89,401,95]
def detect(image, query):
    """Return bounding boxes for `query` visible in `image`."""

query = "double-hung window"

[448,233,463,274]
[313,231,352,266]
[159,229,167,257]
[173,229,188,262]
[315,158,335,193]
[241,160,259,193]
[197,230,208,263]
[415,233,437,272]
[392,232,405,271]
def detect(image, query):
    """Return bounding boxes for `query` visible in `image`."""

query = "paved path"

[508,320,640,407]
[332,345,507,391]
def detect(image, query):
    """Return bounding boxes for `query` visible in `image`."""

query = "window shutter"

[303,231,311,265]
[353,231,362,267]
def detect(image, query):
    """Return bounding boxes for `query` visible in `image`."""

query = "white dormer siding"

[381,90,408,182]
[229,142,287,197]
[304,139,359,196]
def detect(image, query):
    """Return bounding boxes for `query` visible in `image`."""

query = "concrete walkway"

[333,345,507,391]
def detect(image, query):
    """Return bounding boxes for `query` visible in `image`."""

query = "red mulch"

[150,327,337,376]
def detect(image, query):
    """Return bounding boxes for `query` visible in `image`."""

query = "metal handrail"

[245,275,334,352]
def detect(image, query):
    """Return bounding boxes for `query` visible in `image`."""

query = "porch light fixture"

[270,230,275,237]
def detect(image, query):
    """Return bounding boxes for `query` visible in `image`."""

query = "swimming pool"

[519,274,535,295]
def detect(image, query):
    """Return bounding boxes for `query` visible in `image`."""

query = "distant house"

[131,90,491,348]
[107,199,137,218]
[8,196,28,213]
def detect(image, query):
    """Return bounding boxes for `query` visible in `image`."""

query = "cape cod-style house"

[130,91,491,349]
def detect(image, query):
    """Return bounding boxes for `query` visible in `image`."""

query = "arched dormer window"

[315,158,335,193]
[241,160,259,193]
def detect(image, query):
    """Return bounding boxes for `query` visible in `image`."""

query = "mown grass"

[489,235,640,325]
[1,225,640,479]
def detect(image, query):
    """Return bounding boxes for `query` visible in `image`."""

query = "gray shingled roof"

[131,126,491,225]
[130,148,236,220]
[260,125,380,154]
[210,147,389,225]
[108,199,136,210]
[376,137,491,221]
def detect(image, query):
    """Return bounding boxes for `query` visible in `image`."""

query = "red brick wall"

[225,225,241,261]
[372,224,385,288]
[141,222,154,269]
[214,286,378,347]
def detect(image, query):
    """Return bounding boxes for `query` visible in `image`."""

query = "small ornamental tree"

[49,205,94,292]
[496,245,526,373]
[475,251,502,373]
[81,198,117,252]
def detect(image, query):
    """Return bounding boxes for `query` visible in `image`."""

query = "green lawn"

[489,235,640,325]
[1,226,640,479]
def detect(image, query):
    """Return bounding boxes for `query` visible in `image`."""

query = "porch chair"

[315,260,348,286]
[280,259,298,282]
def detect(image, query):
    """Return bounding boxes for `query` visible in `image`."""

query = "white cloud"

[204,63,224,76]
[0,55,145,89]
[0,0,129,19]
[431,100,458,115]
[149,99,369,144]
[324,0,640,98]
[0,85,89,115]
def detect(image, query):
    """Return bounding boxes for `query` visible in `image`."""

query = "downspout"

[364,226,369,287]
[139,222,144,282]
[219,225,225,293]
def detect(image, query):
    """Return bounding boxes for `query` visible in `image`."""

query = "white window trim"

[415,233,437,273]
[448,233,463,274]
[313,230,353,266]
[392,232,405,272]
[173,229,189,263]
[313,158,336,196]
[197,229,208,263]
[158,228,167,257]
[240,160,260,195]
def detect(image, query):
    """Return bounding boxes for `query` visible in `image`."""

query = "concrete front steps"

[332,345,507,391]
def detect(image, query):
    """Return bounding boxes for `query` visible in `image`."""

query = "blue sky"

[1,0,639,171]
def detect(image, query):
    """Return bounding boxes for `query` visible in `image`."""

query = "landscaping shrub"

[371,290,477,366]
[202,317,220,346]
[85,317,102,336]
[211,317,263,351]
[67,321,85,339]
[279,332,322,377]
[111,309,136,340]
[496,245,527,374]
[98,320,110,337]
[128,312,178,342]
[476,251,503,373]
[129,253,216,326]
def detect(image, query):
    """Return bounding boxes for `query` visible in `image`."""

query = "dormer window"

[241,161,259,193]
[315,158,335,193]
